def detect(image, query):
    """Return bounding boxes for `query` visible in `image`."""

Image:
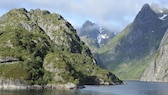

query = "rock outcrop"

[141,29,168,82]
[0,57,19,63]
[0,78,78,89]
[0,79,27,89]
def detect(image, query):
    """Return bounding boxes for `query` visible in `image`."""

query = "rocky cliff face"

[0,8,122,89]
[95,4,168,79]
[0,79,27,89]
[141,29,168,82]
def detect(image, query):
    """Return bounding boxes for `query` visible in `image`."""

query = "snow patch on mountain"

[97,27,109,44]
[159,14,167,20]
[159,10,163,13]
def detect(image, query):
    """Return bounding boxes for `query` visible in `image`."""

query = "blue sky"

[0,0,167,32]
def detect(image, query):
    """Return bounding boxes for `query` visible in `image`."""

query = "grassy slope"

[94,23,154,80]
[96,24,132,54]
[0,27,53,84]
[112,56,153,80]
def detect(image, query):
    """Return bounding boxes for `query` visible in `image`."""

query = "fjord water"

[1,80,168,95]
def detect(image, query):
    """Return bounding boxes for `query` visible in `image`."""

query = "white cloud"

[0,0,167,31]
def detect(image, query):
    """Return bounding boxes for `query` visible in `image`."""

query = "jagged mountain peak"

[141,3,151,10]
[78,20,99,39]
[82,20,96,27]
[95,4,168,80]
[77,20,115,50]
[9,8,50,14]
[29,8,51,15]
[134,3,158,23]
[10,8,28,13]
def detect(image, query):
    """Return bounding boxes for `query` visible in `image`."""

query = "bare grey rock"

[0,78,27,89]
[141,29,168,82]
[0,78,78,90]
[0,57,19,63]
[45,83,77,89]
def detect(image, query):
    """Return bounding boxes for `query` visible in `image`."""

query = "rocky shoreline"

[0,78,84,90]
[0,78,123,90]
[0,79,27,89]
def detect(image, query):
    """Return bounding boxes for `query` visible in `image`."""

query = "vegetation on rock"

[0,8,122,87]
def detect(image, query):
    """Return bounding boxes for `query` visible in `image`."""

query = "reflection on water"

[1,80,168,95]
[0,89,79,95]
[0,89,104,95]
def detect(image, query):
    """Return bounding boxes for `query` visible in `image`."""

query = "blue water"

[1,80,168,95]
[82,80,168,95]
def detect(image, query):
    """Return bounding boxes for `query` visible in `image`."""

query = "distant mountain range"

[78,3,168,80]
[77,20,115,52]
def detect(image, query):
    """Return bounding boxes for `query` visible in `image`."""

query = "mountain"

[95,4,168,79]
[77,20,115,52]
[141,29,168,82]
[0,8,122,89]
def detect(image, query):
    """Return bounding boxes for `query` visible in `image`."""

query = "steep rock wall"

[141,29,168,82]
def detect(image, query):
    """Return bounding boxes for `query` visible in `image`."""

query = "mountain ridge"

[77,20,115,52]
[95,3,168,79]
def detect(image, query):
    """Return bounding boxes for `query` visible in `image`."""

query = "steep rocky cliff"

[95,4,168,79]
[0,8,122,89]
[141,29,168,82]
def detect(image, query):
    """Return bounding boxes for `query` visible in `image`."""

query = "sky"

[0,0,168,32]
